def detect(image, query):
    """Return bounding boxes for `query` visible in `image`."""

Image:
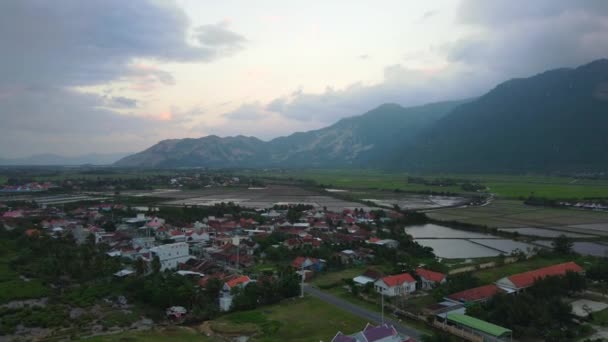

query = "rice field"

[428,200,608,237]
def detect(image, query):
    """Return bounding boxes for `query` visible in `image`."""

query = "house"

[291,256,325,272]
[331,323,411,342]
[220,275,253,311]
[149,242,192,271]
[495,261,583,292]
[353,269,383,286]
[366,238,399,248]
[446,284,503,304]
[374,273,416,297]
[415,268,446,290]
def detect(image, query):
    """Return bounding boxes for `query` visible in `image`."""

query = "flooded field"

[405,224,491,239]
[535,240,608,257]
[498,227,595,238]
[152,185,375,211]
[415,239,502,258]
[428,199,608,237]
[405,224,538,259]
[469,239,536,254]
[363,195,467,210]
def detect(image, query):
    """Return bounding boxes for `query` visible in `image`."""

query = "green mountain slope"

[408,59,608,172]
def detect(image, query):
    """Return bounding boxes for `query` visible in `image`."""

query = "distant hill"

[407,59,608,172]
[116,59,608,172]
[0,152,130,166]
[114,101,464,168]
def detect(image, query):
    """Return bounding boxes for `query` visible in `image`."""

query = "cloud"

[421,10,439,20]
[106,96,138,109]
[262,64,488,124]
[0,0,247,157]
[0,1,245,88]
[448,0,608,76]
[223,103,268,121]
[195,21,247,53]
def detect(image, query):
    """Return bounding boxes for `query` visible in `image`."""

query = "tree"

[286,208,302,223]
[151,255,161,274]
[552,234,573,255]
[134,258,148,276]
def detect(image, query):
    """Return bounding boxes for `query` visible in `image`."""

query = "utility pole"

[381,292,384,324]
[300,264,305,298]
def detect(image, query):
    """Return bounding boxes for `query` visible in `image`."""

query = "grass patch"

[102,310,140,328]
[84,327,213,342]
[312,267,367,288]
[0,278,48,303]
[592,307,608,326]
[215,296,369,341]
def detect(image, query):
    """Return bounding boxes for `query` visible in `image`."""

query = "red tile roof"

[380,273,416,287]
[506,261,583,289]
[416,268,446,283]
[291,256,319,268]
[225,275,251,288]
[447,284,502,302]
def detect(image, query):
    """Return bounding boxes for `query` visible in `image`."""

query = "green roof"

[447,313,512,337]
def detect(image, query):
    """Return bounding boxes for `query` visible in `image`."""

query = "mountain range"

[116,59,608,172]
[0,153,130,166]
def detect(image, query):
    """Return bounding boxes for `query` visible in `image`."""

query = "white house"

[219,275,252,311]
[415,268,447,290]
[374,273,416,297]
[149,242,192,271]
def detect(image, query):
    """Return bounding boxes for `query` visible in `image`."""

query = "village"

[1,175,608,342]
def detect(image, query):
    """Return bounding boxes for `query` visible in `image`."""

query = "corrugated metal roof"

[447,313,511,337]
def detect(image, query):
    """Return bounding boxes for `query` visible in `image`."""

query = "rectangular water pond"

[405,224,494,239]
[469,239,537,255]
[415,239,502,259]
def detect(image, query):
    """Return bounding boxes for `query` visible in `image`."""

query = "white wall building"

[149,242,192,271]
[374,273,417,297]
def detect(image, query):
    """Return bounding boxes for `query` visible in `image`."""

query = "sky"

[1,0,607,158]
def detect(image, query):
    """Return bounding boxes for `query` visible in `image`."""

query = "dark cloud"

[0,0,238,88]
[449,0,608,76]
[0,0,246,157]
[106,96,138,109]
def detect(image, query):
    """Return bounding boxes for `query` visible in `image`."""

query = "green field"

[243,169,608,199]
[212,296,369,341]
[84,327,214,341]
[0,176,6,185]
[428,199,608,234]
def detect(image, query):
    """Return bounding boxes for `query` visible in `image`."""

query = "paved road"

[304,286,424,340]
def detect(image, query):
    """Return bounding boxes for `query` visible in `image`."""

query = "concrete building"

[149,242,192,271]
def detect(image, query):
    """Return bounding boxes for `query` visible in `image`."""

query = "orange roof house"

[374,273,417,297]
[447,284,503,303]
[496,261,583,291]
